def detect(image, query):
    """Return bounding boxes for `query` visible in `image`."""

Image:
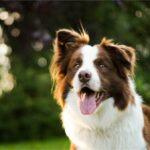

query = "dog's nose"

[78,71,91,83]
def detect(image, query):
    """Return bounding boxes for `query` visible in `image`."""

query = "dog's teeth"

[96,92,98,98]
[95,92,100,100]
[98,93,100,98]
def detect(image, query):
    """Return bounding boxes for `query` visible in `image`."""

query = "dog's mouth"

[78,87,109,115]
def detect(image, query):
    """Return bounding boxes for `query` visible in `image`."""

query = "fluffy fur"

[50,28,150,150]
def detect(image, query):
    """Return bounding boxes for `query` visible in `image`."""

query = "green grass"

[0,137,69,150]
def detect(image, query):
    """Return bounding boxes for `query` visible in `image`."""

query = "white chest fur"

[62,91,147,150]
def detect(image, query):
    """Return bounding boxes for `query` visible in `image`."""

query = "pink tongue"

[79,93,97,115]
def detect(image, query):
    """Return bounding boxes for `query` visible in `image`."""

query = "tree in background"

[0,1,149,141]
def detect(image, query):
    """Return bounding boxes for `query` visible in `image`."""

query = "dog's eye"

[99,64,106,68]
[74,63,80,69]
[97,63,107,70]
[95,59,107,70]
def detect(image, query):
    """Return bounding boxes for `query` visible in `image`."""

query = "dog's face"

[51,29,136,115]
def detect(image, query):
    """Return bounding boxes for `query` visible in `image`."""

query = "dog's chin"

[77,86,110,115]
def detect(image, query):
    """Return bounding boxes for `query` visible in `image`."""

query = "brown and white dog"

[50,28,150,150]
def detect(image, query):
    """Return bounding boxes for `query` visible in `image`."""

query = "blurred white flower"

[0,25,15,96]
[0,11,9,20]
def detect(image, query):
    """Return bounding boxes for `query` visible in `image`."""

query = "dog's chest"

[62,107,147,150]
[63,120,146,150]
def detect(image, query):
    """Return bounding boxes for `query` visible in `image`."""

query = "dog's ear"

[55,29,89,54]
[56,29,81,51]
[51,29,89,77]
[101,38,136,79]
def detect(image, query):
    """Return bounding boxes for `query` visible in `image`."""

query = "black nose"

[78,71,91,83]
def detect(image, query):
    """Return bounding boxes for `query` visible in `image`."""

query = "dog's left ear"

[101,38,136,79]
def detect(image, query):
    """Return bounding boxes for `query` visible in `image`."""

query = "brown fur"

[70,143,76,150]
[50,29,89,107]
[97,40,136,110]
[100,38,136,79]
[143,105,150,146]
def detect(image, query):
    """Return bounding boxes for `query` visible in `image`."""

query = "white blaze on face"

[72,45,101,92]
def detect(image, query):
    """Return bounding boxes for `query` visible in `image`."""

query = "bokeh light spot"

[11,28,20,37]
[37,57,47,67]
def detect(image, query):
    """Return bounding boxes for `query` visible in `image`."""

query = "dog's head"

[51,29,136,115]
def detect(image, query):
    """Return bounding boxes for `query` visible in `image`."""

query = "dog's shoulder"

[70,143,77,150]
[142,104,150,145]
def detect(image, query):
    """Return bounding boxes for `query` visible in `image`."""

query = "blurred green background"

[0,1,149,149]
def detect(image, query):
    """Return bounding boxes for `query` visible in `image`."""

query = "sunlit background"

[0,1,149,150]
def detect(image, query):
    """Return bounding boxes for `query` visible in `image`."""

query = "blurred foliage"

[0,1,149,141]
[0,137,69,150]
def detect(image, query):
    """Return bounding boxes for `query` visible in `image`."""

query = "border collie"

[50,28,150,150]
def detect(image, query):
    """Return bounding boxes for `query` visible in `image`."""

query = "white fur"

[62,81,147,150]
[61,45,147,150]
[72,45,101,93]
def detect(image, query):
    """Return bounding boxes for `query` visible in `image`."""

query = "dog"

[50,28,150,150]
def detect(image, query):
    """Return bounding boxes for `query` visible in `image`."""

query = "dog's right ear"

[53,29,81,75]
[52,29,89,76]
[55,29,89,54]
[56,29,79,50]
